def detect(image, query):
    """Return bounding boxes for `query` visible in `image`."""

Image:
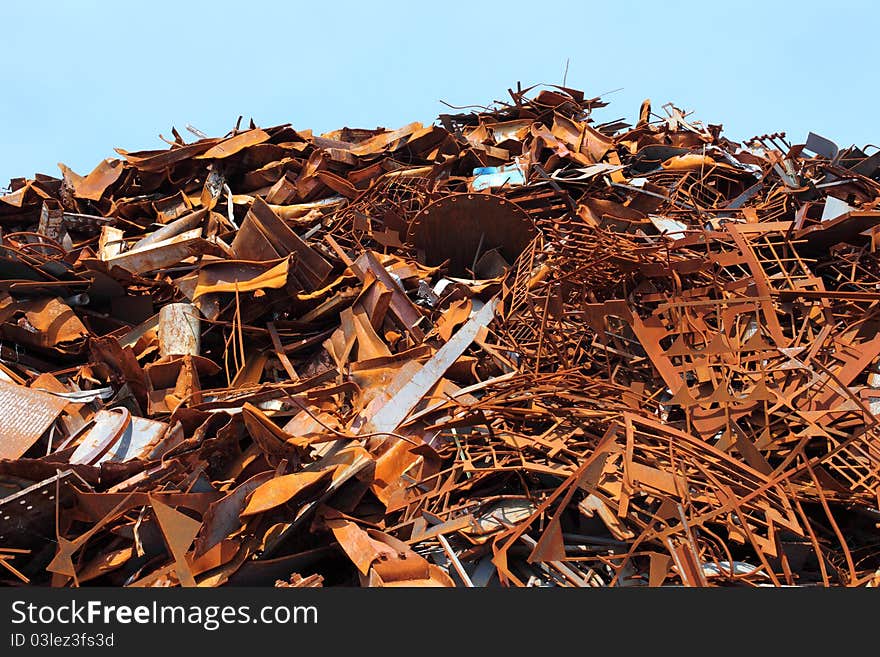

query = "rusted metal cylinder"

[158,303,201,358]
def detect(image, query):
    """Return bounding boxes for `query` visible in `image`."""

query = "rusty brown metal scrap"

[1,86,879,587]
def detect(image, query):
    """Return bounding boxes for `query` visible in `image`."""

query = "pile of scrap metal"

[1,83,879,588]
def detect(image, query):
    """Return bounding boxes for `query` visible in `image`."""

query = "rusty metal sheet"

[193,257,291,299]
[74,158,124,201]
[0,469,90,550]
[103,229,230,274]
[408,193,536,277]
[241,469,334,517]
[0,380,69,459]
[195,128,271,160]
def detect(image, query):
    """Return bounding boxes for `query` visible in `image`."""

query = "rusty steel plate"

[0,379,69,460]
[407,193,537,277]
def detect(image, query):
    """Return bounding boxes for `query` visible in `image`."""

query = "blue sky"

[2,0,877,186]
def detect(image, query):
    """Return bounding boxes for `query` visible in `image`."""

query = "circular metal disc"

[407,193,536,277]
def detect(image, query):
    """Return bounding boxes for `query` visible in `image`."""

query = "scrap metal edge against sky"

[0,82,879,588]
